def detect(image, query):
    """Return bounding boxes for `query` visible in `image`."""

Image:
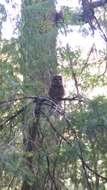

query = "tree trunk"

[20,0,58,189]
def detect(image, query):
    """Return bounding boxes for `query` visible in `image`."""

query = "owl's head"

[51,75,62,85]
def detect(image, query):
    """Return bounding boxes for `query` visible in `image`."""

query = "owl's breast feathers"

[49,83,64,102]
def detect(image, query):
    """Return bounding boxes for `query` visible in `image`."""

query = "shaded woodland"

[0,0,107,189]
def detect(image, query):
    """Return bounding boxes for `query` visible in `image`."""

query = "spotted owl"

[48,75,64,104]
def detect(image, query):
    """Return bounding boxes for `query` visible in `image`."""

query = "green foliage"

[0,39,22,100]
[1,96,107,189]
[1,0,107,189]
[0,3,7,34]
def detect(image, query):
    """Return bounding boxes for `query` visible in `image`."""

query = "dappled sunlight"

[87,86,107,98]
[1,0,107,190]
[1,0,21,39]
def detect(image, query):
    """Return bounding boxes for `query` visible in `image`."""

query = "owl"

[48,75,64,104]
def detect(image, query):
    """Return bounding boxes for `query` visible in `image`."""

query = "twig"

[46,155,58,190]
[7,176,15,190]
[81,43,95,73]
[0,105,28,129]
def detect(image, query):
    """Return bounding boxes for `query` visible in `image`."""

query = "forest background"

[0,0,107,190]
